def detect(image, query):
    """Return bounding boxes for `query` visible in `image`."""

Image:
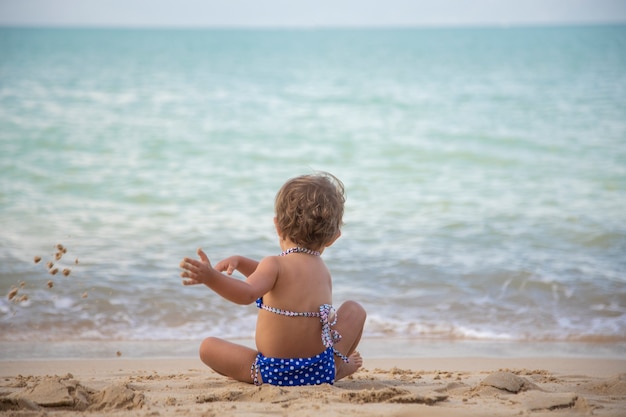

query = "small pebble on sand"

[62,268,71,277]
[47,280,54,288]
[50,268,59,275]
[34,256,42,263]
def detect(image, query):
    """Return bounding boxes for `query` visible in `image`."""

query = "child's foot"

[335,351,363,381]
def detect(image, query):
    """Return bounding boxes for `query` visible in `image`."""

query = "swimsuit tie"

[319,304,341,349]
[319,304,349,363]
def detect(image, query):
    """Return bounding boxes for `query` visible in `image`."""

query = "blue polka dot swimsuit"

[253,347,336,386]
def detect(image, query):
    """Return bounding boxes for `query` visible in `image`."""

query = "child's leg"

[199,337,258,384]
[333,300,366,380]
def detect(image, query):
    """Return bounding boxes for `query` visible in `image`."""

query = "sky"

[0,0,625,28]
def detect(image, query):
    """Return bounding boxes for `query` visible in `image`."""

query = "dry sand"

[1,357,625,416]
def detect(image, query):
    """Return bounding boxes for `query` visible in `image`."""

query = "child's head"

[274,172,345,250]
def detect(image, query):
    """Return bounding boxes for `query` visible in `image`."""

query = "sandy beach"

[1,356,624,416]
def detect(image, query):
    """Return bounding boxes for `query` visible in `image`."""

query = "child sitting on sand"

[179,172,366,386]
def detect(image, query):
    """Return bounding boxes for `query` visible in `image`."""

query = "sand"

[1,357,624,416]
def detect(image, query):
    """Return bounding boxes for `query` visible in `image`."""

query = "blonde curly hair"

[274,172,345,250]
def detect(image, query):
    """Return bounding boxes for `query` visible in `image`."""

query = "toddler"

[180,172,366,386]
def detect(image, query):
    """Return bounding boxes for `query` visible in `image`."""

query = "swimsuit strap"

[279,247,321,257]
[256,298,349,363]
[256,297,320,318]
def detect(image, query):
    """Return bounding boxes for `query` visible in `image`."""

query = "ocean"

[1,26,625,359]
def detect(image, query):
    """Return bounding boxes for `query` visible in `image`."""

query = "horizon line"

[1,20,625,31]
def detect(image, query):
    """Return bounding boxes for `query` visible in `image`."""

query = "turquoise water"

[1,26,625,356]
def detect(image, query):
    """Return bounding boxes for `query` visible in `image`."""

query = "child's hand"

[180,248,213,286]
[214,256,239,276]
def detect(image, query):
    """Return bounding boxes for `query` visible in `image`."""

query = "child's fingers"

[197,248,209,263]
[214,258,235,274]
[180,259,198,270]
[216,263,234,275]
[214,260,226,271]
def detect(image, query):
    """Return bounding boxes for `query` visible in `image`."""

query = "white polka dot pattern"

[252,347,336,386]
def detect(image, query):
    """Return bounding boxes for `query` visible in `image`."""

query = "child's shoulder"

[256,255,281,270]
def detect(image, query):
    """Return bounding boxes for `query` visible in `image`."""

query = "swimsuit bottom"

[251,346,336,386]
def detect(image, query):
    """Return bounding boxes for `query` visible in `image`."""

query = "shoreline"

[1,356,624,416]
[1,338,625,361]
[3,356,625,378]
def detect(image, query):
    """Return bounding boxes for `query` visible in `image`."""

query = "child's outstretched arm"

[180,248,276,305]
